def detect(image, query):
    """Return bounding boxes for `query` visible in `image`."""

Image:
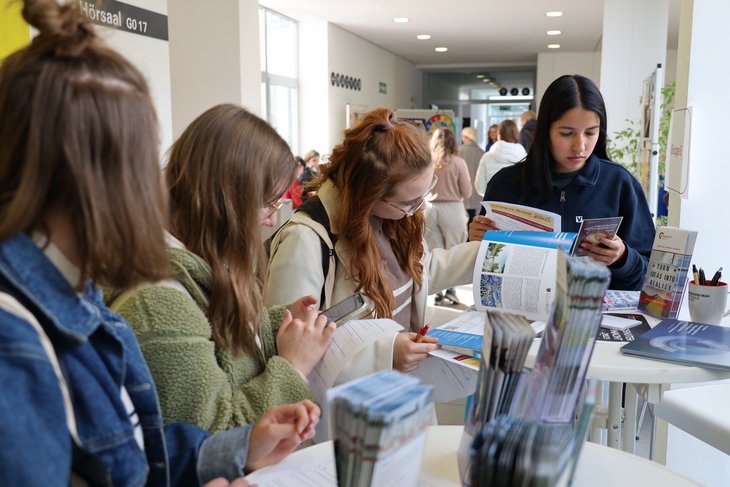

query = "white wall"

[98,0,172,157]
[168,0,261,141]
[298,19,330,158]
[326,24,422,151]
[536,51,601,110]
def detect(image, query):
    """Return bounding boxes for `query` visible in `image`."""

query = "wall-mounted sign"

[79,1,168,41]
[331,72,361,91]
[379,82,387,94]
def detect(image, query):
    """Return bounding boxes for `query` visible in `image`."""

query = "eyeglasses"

[381,175,438,218]
[262,201,284,220]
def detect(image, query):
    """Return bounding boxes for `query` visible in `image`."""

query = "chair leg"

[636,399,650,440]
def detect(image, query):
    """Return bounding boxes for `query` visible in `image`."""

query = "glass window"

[259,6,298,154]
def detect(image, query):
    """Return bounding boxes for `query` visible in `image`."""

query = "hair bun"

[22,0,95,55]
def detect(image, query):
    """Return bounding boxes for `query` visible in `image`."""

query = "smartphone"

[320,292,370,326]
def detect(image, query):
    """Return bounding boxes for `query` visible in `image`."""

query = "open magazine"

[483,201,561,232]
[472,230,577,321]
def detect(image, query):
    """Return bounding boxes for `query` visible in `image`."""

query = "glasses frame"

[381,175,438,218]
[262,200,284,220]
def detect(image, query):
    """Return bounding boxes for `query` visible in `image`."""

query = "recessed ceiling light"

[416,34,431,40]
[484,78,490,82]
[547,30,562,35]
[393,17,409,23]
[545,11,564,17]
[476,74,485,78]
[548,43,561,49]
[435,47,448,52]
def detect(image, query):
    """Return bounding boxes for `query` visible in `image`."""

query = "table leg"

[622,383,638,454]
[650,383,669,464]
[607,382,623,449]
[590,380,606,443]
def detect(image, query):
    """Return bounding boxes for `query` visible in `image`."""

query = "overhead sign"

[79,1,168,41]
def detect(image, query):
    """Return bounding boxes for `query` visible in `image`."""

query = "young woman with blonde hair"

[110,104,334,433]
[0,1,319,484]
[426,128,472,305]
[266,108,479,383]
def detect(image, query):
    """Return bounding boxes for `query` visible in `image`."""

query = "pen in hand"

[711,267,723,286]
[414,325,430,343]
[699,267,707,286]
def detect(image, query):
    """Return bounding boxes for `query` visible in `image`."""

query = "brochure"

[597,313,651,342]
[620,319,730,370]
[573,217,623,256]
[637,226,698,318]
[601,290,640,311]
[472,230,577,321]
[483,201,561,232]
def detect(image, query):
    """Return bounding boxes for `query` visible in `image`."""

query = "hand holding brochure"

[483,201,561,231]
[573,217,623,256]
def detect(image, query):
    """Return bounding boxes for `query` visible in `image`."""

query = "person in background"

[299,149,321,199]
[485,123,499,152]
[459,127,485,225]
[469,75,654,290]
[427,128,473,306]
[474,119,527,196]
[109,104,335,434]
[519,110,537,152]
[267,108,480,382]
[283,156,307,209]
[0,1,319,485]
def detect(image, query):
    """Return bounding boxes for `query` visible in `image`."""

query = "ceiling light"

[476,74,485,78]
[484,78,490,82]
[416,34,431,40]
[393,17,409,23]
[547,30,562,35]
[545,11,564,17]
[435,47,448,52]
[548,43,561,49]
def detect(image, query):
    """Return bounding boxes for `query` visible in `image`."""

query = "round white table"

[245,425,703,486]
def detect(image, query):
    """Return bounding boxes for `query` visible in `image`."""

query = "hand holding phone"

[320,292,371,326]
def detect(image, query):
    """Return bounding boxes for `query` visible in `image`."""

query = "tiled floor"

[430,283,654,459]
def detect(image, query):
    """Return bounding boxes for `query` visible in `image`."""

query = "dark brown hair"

[499,119,520,144]
[317,108,432,318]
[0,0,169,289]
[430,127,458,170]
[166,104,296,355]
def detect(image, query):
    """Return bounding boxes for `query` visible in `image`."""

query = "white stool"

[654,384,730,455]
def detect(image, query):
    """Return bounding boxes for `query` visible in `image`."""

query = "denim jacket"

[0,233,251,486]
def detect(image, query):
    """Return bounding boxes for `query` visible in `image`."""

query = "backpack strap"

[0,273,113,486]
[296,196,337,306]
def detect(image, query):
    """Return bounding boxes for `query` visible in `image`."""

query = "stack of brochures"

[459,243,610,485]
[328,370,433,487]
[601,290,640,311]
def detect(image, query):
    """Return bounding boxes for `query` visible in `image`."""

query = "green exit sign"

[379,82,387,94]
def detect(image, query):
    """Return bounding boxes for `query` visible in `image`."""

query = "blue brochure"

[620,319,730,371]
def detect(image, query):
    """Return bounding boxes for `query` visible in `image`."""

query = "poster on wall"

[665,107,692,199]
[394,109,456,139]
[346,103,369,129]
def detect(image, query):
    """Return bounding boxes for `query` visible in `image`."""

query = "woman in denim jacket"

[0,1,317,485]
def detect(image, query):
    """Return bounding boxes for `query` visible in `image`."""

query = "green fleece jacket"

[107,247,315,434]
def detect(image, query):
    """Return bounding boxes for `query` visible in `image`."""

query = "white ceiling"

[261,0,680,67]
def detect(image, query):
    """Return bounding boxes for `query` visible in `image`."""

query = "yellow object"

[0,0,30,62]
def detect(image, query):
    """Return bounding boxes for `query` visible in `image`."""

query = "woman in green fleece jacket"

[110,104,335,434]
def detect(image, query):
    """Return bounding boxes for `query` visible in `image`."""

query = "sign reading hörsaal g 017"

[79,1,168,41]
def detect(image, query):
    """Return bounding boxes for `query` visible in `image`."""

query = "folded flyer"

[573,217,623,256]
[483,201,561,232]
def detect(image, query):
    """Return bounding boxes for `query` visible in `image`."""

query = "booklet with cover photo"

[621,319,730,370]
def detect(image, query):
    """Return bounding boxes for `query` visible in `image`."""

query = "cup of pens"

[688,266,730,324]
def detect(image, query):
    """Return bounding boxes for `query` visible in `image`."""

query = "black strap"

[0,272,113,487]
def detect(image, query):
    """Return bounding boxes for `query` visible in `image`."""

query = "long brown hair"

[0,0,169,289]
[499,119,520,144]
[430,127,458,170]
[317,108,431,318]
[166,104,296,355]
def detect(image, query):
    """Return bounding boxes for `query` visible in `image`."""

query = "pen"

[692,264,700,285]
[414,325,430,343]
[711,267,723,286]
[699,267,706,286]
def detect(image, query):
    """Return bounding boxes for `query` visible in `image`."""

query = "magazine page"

[483,201,562,232]
[472,231,576,321]
[573,217,623,256]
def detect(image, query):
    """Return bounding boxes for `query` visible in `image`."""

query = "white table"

[525,330,730,461]
[245,425,703,486]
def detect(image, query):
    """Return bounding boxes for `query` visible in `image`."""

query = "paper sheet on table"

[244,443,336,486]
[308,318,402,442]
[411,348,479,402]
[483,201,561,232]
